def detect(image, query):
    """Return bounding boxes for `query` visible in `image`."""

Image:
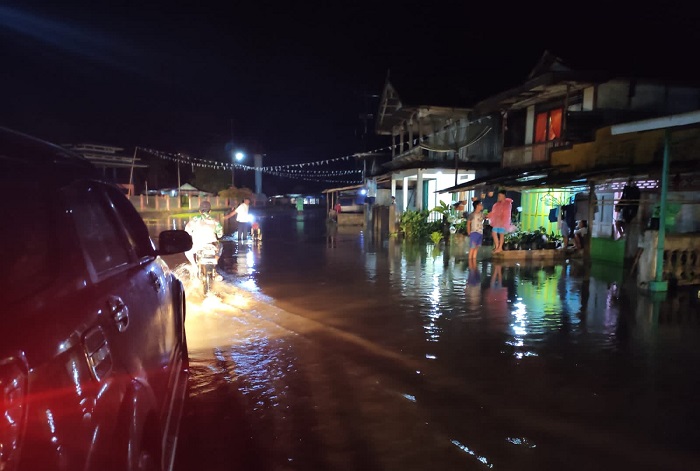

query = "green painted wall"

[520,189,576,233]
[590,237,625,265]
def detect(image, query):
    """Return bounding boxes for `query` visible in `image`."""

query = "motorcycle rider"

[184,200,224,281]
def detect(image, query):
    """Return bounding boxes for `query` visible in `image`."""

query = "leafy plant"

[430,231,443,245]
[399,209,431,241]
[426,219,443,235]
[432,201,465,224]
[504,232,521,244]
[430,201,452,217]
[548,231,562,243]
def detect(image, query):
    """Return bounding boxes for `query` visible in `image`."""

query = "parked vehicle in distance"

[0,127,192,471]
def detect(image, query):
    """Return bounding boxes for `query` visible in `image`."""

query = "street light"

[231,151,245,187]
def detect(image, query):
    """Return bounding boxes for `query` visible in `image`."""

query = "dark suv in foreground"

[0,127,192,471]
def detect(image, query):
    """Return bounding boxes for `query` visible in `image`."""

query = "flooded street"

[153,209,700,471]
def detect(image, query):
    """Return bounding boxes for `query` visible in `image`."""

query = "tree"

[191,167,231,194]
[219,186,253,201]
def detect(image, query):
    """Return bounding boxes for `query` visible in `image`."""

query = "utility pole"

[128,147,138,196]
[254,154,263,195]
[230,118,235,188]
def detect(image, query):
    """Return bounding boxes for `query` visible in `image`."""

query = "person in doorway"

[489,190,513,254]
[615,179,641,239]
[224,197,251,241]
[466,199,484,261]
[573,220,588,250]
[559,203,576,250]
[185,200,224,280]
[391,196,403,226]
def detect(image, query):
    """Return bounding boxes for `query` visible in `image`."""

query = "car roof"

[0,126,97,180]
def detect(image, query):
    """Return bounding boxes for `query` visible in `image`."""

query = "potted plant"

[531,227,546,250]
[545,231,560,249]
[430,231,443,245]
[503,231,519,250]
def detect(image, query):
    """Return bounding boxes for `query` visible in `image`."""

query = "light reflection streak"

[402,393,416,402]
[240,279,258,292]
[70,359,82,396]
[450,439,494,468]
[506,436,537,448]
[95,382,108,401]
[246,251,254,268]
[509,301,530,359]
[45,409,56,434]
[424,272,443,343]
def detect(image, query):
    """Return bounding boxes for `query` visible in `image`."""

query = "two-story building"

[371,72,501,215]
[442,52,700,279]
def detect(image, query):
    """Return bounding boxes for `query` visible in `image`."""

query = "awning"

[321,183,364,194]
[439,160,700,194]
[439,164,563,193]
[321,174,392,194]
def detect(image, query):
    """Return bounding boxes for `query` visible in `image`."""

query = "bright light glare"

[235,152,244,161]
[360,189,367,195]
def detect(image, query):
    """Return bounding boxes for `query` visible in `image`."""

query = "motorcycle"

[195,243,220,295]
[251,216,262,243]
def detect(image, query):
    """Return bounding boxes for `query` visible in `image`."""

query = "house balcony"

[502,140,567,167]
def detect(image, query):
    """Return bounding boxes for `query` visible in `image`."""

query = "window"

[534,108,563,143]
[63,183,131,275]
[105,185,156,259]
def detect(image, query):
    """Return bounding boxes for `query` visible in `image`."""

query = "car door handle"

[149,271,162,292]
[107,296,129,333]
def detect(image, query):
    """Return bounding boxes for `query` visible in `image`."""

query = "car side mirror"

[157,230,192,255]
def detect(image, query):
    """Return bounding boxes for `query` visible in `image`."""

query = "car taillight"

[0,357,27,471]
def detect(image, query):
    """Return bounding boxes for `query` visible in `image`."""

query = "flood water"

[150,208,700,471]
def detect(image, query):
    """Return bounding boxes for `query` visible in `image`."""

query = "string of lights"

[139,147,364,183]
[266,170,362,183]
[139,134,425,172]
[267,173,362,184]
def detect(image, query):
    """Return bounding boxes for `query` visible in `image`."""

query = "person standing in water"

[489,190,513,254]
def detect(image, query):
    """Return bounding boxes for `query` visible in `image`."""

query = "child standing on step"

[467,200,484,261]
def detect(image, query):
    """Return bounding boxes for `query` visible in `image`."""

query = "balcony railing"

[502,141,565,167]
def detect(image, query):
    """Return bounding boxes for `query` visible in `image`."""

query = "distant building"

[371,72,499,214]
[62,143,147,194]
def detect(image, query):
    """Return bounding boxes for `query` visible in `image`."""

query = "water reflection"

[142,212,700,470]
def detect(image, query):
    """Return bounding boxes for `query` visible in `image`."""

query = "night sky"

[2,1,699,191]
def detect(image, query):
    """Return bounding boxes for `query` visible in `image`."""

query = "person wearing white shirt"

[224,197,251,241]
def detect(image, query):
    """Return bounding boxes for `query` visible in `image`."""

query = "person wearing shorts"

[489,190,513,253]
[574,220,588,250]
[466,200,484,261]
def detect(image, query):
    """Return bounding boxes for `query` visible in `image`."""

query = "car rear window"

[0,183,56,305]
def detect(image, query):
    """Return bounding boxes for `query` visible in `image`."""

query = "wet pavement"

[154,209,700,470]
